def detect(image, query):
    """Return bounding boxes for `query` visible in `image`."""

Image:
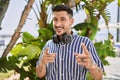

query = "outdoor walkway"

[103,57,120,80]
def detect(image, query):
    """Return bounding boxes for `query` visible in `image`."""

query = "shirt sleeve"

[87,38,104,71]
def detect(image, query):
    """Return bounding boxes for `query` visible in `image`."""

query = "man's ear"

[70,18,74,25]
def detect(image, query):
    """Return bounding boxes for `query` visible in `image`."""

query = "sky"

[0,0,119,39]
[0,0,38,36]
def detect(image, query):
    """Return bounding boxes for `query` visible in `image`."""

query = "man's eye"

[61,18,66,21]
[53,19,57,21]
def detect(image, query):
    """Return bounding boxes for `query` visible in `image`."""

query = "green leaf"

[0,56,20,72]
[22,32,34,43]
[74,22,88,30]
[11,43,24,56]
[118,0,120,6]
[19,45,40,60]
[74,22,98,40]
[94,40,116,66]
[101,9,111,25]
[38,28,53,40]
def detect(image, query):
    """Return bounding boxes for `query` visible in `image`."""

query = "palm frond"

[101,9,111,25]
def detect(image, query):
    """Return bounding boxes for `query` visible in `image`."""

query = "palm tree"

[2,0,35,57]
[0,0,10,30]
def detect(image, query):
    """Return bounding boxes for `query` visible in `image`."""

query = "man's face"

[52,11,74,36]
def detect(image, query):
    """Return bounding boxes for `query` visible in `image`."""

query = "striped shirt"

[37,34,104,80]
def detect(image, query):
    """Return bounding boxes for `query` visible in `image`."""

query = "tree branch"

[2,0,35,57]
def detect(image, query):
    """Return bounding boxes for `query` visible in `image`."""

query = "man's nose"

[55,21,62,26]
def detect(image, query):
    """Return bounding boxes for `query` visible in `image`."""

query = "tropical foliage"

[0,0,119,79]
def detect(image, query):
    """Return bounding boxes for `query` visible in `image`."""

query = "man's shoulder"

[74,34,90,40]
[46,39,53,44]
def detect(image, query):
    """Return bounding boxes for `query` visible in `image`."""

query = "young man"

[36,4,104,80]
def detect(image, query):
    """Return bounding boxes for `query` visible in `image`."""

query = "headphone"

[52,32,73,44]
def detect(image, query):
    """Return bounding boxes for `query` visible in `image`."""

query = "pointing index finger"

[44,47,49,55]
[81,43,89,55]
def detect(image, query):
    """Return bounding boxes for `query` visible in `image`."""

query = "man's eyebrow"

[61,17,66,18]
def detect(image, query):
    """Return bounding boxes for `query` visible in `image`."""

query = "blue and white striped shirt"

[37,34,104,80]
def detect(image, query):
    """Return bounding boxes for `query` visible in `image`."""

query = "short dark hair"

[52,4,73,17]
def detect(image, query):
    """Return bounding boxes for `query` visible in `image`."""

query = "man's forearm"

[88,64,103,80]
[36,63,46,78]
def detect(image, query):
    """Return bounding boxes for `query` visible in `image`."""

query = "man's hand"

[36,47,56,78]
[41,47,56,65]
[74,43,93,69]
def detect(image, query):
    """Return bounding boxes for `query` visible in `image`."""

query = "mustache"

[55,26,64,29]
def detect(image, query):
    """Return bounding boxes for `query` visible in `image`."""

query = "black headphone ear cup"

[62,33,73,44]
[52,34,60,43]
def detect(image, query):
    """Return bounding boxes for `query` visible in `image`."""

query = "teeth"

[55,26,64,31]
[58,28,62,29]
[56,27,63,30]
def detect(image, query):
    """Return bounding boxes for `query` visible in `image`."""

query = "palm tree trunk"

[2,0,35,57]
[0,0,10,30]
